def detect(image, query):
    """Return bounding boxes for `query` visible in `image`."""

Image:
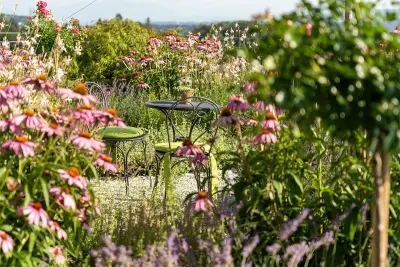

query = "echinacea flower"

[260,112,281,131]
[71,131,105,153]
[253,101,265,112]
[0,231,14,254]
[191,154,209,168]
[73,105,95,125]
[23,202,49,228]
[57,168,88,190]
[243,81,257,93]
[42,122,63,136]
[49,221,67,240]
[252,129,278,144]
[175,138,204,156]
[50,187,76,211]
[94,108,126,127]
[138,81,149,88]
[6,178,19,192]
[1,136,37,157]
[194,192,214,212]
[11,109,45,129]
[73,28,80,35]
[213,107,245,128]
[49,246,66,264]
[72,83,97,106]
[5,81,27,99]
[95,154,118,172]
[22,74,56,94]
[0,85,10,113]
[226,95,249,112]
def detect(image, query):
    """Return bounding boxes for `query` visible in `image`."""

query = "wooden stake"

[371,136,390,267]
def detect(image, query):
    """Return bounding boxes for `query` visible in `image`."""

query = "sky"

[0,0,396,25]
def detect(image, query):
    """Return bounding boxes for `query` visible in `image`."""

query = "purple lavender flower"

[266,243,281,255]
[284,241,310,266]
[309,231,335,251]
[333,203,356,229]
[241,234,260,258]
[278,208,310,240]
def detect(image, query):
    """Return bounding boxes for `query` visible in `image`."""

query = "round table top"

[145,100,221,111]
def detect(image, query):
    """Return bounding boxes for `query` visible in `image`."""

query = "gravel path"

[91,170,237,204]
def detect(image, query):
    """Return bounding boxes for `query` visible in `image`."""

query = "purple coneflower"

[0,231,14,254]
[226,95,249,112]
[260,112,281,131]
[49,221,67,240]
[175,138,204,156]
[95,154,118,173]
[71,131,105,153]
[11,109,45,129]
[5,81,27,99]
[23,202,49,228]
[138,81,149,88]
[252,129,278,144]
[213,107,244,128]
[49,246,66,264]
[243,81,257,94]
[57,168,88,190]
[22,74,56,94]
[194,192,214,212]
[1,136,37,158]
[42,122,63,136]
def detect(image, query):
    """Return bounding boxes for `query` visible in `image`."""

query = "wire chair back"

[164,96,220,155]
[85,82,108,110]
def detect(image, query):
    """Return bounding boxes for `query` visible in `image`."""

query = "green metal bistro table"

[145,98,221,201]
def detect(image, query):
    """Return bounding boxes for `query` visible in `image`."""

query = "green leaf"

[23,184,31,207]
[273,181,283,204]
[39,178,50,208]
[0,225,13,232]
[288,171,304,193]
[28,233,36,254]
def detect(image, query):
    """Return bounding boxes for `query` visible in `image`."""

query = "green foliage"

[76,19,151,81]
[246,0,400,149]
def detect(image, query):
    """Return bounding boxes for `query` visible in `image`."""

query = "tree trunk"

[371,136,391,267]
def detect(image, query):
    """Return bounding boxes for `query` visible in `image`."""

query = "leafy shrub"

[76,19,151,81]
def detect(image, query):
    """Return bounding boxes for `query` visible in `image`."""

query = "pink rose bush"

[0,77,124,265]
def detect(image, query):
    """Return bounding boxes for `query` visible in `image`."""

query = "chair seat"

[98,126,144,140]
[154,142,210,153]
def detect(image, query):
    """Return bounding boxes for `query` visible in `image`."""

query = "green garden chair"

[148,96,220,201]
[86,82,147,194]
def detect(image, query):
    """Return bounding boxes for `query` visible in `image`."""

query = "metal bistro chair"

[86,82,147,194]
[152,96,220,200]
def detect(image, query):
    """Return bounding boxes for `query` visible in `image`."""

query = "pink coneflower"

[253,101,265,112]
[147,37,163,47]
[194,192,214,212]
[50,187,76,211]
[73,27,80,35]
[55,24,61,33]
[212,107,244,128]
[49,221,67,240]
[164,33,177,43]
[93,108,125,127]
[72,105,95,125]
[175,138,204,156]
[138,81,149,88]
[227,95,249,112]
[57,168,88,190]
[23,202,49,228]
[12,109,45,129]
[252,129,278,144]
[49,246,66,264]
[5,81,27,100]
[95,154,118,172]
[22,74,56,94]
[139,57,154,64]
[0,85,10,113]
[71,131,105,153]
[0,120,8,132]
[77,209,92,232]
[57,84,97,106]
[72,83,96,106]
[42,122,63,136]
[243,81,257,94]
[6,178,19,192]
[305,22,312,36]
[0,231,14,254]
[245,119,258,126]
[1,136,37,158]
[191,154,209,168]
[260,112,281,131]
